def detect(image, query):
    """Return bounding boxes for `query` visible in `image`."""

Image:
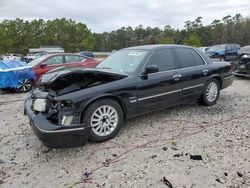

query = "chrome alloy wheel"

[206,82,218,102]
[16,79,33,92]
[90,105,119,137]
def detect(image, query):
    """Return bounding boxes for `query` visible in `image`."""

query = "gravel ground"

[0,78,250,188]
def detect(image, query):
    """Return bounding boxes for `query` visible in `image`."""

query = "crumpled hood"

[36,66,128,96]
[238,46,250,54]
[39,67,127,86]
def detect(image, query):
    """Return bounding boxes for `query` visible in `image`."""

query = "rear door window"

[65,55,80,63]
[173,48,196,68]
[191,50,205,66]
[45,56,63,65]
[146,49,175,72]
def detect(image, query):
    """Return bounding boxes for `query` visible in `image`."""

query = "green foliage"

[160,37,175,44]
[183,33,202,47]
[0,14,250,54]
[0,18,93,54]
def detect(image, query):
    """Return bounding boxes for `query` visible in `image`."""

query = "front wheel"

[83,99,124,142]
[14,79,33,93]
[200,79,220,106]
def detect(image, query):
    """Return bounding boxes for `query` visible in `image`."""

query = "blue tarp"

[0,60,35,89]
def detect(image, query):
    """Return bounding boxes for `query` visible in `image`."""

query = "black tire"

[82,99,124,142]
[200,79,220,106]
[14,79,33,93]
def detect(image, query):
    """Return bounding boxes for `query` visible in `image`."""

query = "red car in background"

[18,53,98,92]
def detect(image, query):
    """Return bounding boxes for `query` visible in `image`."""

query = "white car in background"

[198,46,210,53]
[2,54,21,61]
[23,52,47,63]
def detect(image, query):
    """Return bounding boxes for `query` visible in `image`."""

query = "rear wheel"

[83,99,124,142]
[200,79,220,106]
[14,79,33,93]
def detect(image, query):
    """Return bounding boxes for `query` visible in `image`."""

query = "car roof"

[123,44,194,51]
[45,53,79,57]
[42,53,92,59]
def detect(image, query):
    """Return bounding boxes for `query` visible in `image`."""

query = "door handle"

[202,69,209,75]
[173,74,182,81]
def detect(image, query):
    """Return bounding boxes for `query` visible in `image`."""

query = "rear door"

[64,55,82,67]
[64,55,97,68]
[172,48,208,101]
[137,48,183,113]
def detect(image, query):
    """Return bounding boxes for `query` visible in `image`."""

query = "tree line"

[0,14,250,55]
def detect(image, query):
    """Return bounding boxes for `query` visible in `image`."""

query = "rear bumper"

[25,98,90,148]
[221,75,234,90]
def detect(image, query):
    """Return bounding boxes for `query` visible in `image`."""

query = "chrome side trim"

[33,122,85,133]
[138,89,182,101]
[182,84,204,91]
[224,75,234,79]
[130,83,204,103]
[130,99,137,103]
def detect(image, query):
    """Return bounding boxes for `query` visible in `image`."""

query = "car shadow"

[0,89,17,94]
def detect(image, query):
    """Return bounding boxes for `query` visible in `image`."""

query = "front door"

[136,48,182,114]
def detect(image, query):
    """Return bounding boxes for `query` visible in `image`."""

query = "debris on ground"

[190,155,203,161]
[162,177,173,188]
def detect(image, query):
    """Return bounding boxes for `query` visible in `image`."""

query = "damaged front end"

[24,68,127,147]
[233,53,250,77]
[31,90,77,126]
[25,89,89,148]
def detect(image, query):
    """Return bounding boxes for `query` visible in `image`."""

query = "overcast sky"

[0,0,249,33]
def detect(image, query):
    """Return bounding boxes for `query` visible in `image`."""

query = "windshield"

[27,56,48,66]
[209,45,225,52]
[97,50,148,74]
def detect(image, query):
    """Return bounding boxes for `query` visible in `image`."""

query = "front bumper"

[232,71,250,77]
[25,98,90,148]
[233,66,250,77]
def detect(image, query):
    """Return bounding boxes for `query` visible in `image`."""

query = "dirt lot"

[0,78,250,188]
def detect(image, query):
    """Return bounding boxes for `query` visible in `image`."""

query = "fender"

[78,93,127,118]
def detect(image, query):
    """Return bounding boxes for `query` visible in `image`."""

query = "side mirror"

[40,63,47,68]
[141,65,159,76]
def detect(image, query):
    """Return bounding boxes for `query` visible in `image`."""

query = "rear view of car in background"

[79,51,94,58]
[206,44,240,61]
[233,45,250,77]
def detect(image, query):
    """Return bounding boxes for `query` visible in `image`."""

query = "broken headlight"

[61,115,74,126]
[33,99,48,112]
[57,100,75,126]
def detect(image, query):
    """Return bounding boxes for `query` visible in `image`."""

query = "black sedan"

[25,45,234,148]
[233,45,250,77]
